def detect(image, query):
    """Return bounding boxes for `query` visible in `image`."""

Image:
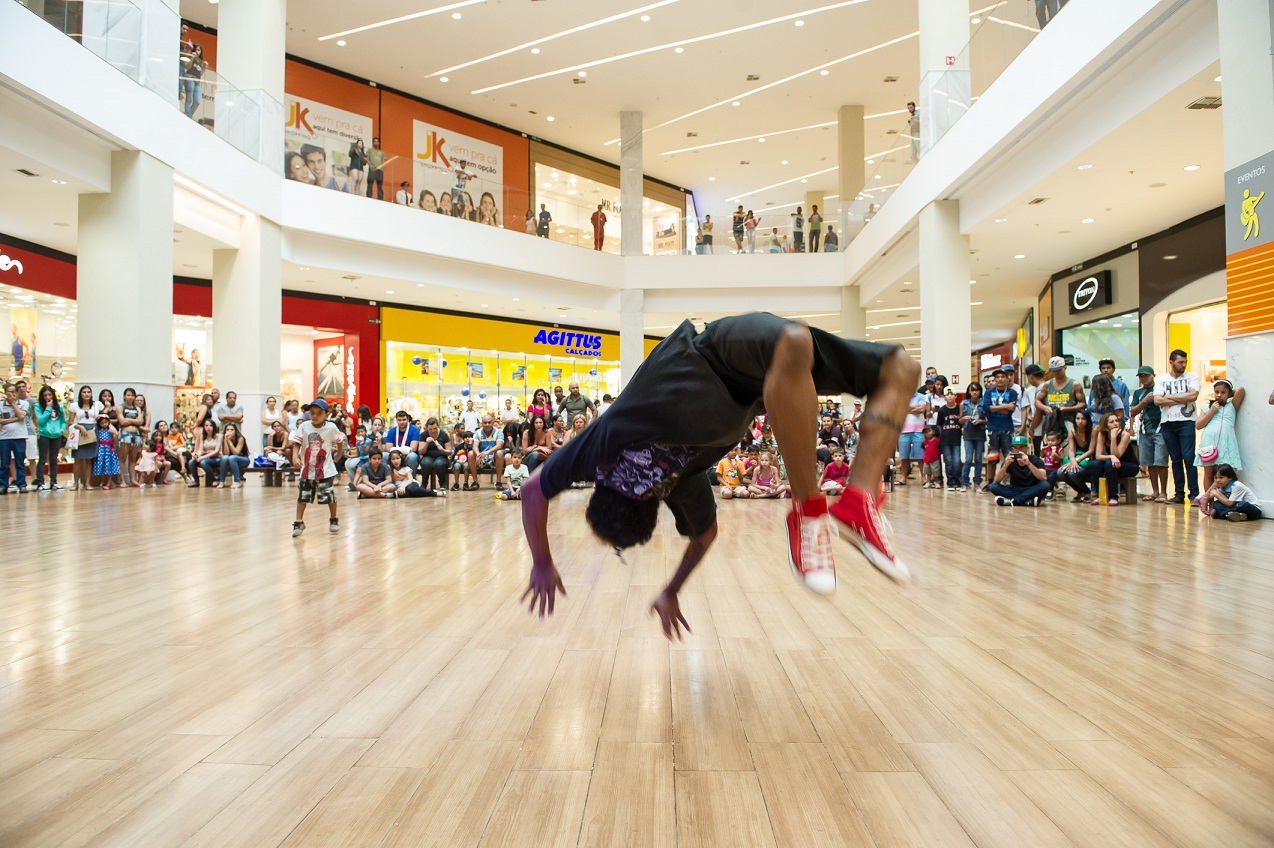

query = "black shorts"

[694,312,892,405]
[987,431,1013,459]
[298,475,337,504]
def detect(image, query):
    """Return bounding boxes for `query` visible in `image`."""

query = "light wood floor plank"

[1007,769,1177,847]
[676,770,777,848]
[720,637,819,743]
[751,742,877,847]
[599,637,672,742]
[578,742,676,848]
[280,766,428,848]
[670,649,753,771]
[517,649,615,770]
[478,770,591,848]
[841,771,976,848]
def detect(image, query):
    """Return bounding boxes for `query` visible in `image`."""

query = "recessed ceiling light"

[1214,74,1222,82]
[336,40,347,46]
[51,179,67,185]
[866,158,874,164]
[566,189,576,195]
[794,19,805,26]
[1077,163,1093,170]
[1081,218,1094,224]
[708,176,716,181]
[994,217,1007,223]
[1163,254,1178,260]
[542,182,551,188]
[640,14,650,21]
[531,47,540,54]
[758,137,766,143]
[800,179,807,183]
[902,280,912,285]
[1014,254,1025,259]
[820,69,829,76]
[439,76,449,82]
[1112,323,1123,328]
[969,279,976,284]
[481,303,489,307]
[451,12,462,19]
[512,297,520,302]
[780,160,788,165]
[1183,164,1200,171]
[386,290,395,295]
[577,71,587,77]
[559,313,567,318]
[674,47,684,53]
[971,16,981,23]
[731,101,741,107]
[546,116,555,121]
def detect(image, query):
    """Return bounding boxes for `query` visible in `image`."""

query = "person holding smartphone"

[987,434,1049,507]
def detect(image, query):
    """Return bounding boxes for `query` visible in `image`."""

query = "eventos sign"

[1067,269,1113,314]
[532,328,604,358]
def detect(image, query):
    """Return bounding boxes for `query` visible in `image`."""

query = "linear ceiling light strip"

[727,167,839,202]
[427,0,683,77]
[470,0,873,94]
[318,0,486,41]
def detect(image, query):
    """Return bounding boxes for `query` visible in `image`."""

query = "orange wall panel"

[1227,240,1274,336]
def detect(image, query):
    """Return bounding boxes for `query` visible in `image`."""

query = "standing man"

[1098,358,1131,415]
[1154,349,1201,504]
[459,399,483,434]
[0,382,29,493]
[395,181,414,206]
[808,205,823,253]
[1019,363,1046,453]
[731,205,746,252]
[1130,365,1168,502]
[590,204,607,251]
[906,101,920,163]
[468,415,505,488]
[537,203,552,238]
[366,137,387,200]
[1036,356,1086,433]
[518,313,919,636]
[980,369,1019,484]
[214,391,245,431]
[898,383,930,485]
[790,206,805,253]
[14,380,36,484]
[558,381,596,425]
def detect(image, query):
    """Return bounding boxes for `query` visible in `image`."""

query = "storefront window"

[1059,310,1140,391]
[532,163,686,255]
[385,340,620,426]
[1168,302,1227,388]
[1,281,78,398]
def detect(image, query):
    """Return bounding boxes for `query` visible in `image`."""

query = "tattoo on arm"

[860,410,904,432]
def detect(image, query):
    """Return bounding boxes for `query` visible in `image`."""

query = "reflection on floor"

[1,482,1271,847]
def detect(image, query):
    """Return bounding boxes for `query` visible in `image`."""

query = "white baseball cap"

[1048,356,1066,372]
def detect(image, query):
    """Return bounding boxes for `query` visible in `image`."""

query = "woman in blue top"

[33,385,65,490]
[1086,374,1125,426]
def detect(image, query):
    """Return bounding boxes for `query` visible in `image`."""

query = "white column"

[917,0,970,156]
[1219,0,1274,510]
[836,105,865,242]
[619,288,645,389]
[840,286,868,407]
[620,111,643,256]
[919,200,971,378]
[212,0,286,171]
[77,150,174,416]
[212,216,282,449]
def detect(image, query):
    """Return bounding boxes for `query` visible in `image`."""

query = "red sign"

[945,55,955,66]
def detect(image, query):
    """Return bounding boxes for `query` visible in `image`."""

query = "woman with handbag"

[1195,379,1245,502]
[69,385,101,491]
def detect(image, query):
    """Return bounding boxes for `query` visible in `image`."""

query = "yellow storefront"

[381,307,659,424]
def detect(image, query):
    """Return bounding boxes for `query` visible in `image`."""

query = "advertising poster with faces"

[284,96,375,194]
[412,120,504,224]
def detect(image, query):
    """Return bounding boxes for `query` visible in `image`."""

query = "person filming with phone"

[986,434,1050,507]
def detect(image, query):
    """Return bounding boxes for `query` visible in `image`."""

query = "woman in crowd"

[569,414,587,441]
[182,44,205,120]
[744,211,759,253]
[1091,412,1140,505]
[479,191,500,227]
[191,419,220,487]
[1087,374,1125,426]
[284,398,302,431]
[549,414,570,449]
[347,139,367,197]
[419,190,438,212]
[356,405,373,434]
[263,419,291,486]
[70,385,101,491]
[117,387,147,487]
[520,413,554,472]
[33,384,65,491]
[261,396,282,446]
[525,210,537,235]
[961,382,985,492]
[216,422,251,488]
[1058,410,1096,501]
[527,388,552,421]
[1195,379,1245,498]
[417,416,452,489]
[286,151,315,184]
[92,413,120,488]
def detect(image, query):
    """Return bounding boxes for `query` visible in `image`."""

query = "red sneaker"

[829,485,910,585]
[785,496,836,595]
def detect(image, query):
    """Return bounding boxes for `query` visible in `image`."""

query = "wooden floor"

[1,481,1272,847]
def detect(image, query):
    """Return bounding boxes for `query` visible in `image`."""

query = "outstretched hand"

[521,564,566,619]
[650,591,692,642]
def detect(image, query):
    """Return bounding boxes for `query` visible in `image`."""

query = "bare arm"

[1232,387,1246,411]
[520,474,565,618]
[651,522,718,642]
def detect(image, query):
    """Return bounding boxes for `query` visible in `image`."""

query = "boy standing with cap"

[289,398,346,536]
[1020,363,1046,453]
[1130,365,1168,502]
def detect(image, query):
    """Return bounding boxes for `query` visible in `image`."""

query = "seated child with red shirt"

[820,449,850,495]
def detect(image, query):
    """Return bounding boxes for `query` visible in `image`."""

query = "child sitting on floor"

[1202,463,1262,521]
[819,450,850,496]
[1040,430,1064,500]
[499,451,530,500]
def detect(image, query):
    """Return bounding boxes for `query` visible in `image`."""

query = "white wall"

[1226,330,1274,517]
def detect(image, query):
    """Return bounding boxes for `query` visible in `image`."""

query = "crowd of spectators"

[695,205,841,254]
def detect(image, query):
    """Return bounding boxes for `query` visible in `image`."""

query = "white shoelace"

[801,515,835,573]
